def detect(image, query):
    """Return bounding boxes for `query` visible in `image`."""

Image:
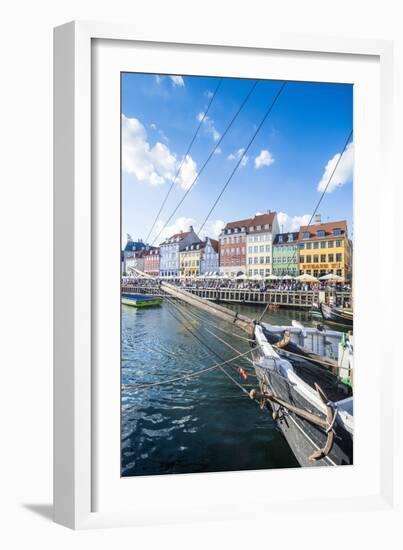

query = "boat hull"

[251,338,353,467]
[121,293,162,308]
[320,303,353,327]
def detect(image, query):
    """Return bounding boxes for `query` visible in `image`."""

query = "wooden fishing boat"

[250,325,353,467]
[320,302,353,327]
[121,293,162,308]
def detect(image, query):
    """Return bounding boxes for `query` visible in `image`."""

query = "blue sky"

[121,73,353,245]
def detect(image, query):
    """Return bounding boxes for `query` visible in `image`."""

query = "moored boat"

[320,302,353,327]
[121,293,162,308]
[250,324,353,467]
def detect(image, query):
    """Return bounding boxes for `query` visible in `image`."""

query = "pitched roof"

[223,212,277,232]
[209,238,219,253]
[161,230,191,245]
[298,220,348,240]
[224,217,252,230]
[273,232,299,245]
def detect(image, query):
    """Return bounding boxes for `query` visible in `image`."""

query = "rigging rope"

[197,81,287,234]
[151,80,259,246]
[145,78,223,243]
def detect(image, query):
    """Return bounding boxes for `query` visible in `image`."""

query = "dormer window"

[317,230,325,238]
[303,232,310,239]
[256,225,261,230]
[333,228,341,236]
[250,226,254,232]
[288,234,293,242]
[278,235,283,243]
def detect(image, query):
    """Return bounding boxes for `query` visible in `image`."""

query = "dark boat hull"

[251,343,353,467]
[320,303,353,327]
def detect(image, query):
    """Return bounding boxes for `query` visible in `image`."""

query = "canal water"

[121,301,319,477]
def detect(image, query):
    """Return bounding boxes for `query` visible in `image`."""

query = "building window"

[328,254,334,262]
[336,240,342,247]
[278,235,283,243]
[317,230,325,237]
[300,255,304,263]
[313,255,319,263]
[333,228,341,236]
[320,254,326,262]
[299,243,304,249]
[306,242,311,249]
[328,241,334,248]
[306,255,312,263]
[302,232,310,239]
[266,256,270,263]
[313,242,319,249]
[250,226,254,232]
[288,234,293,242]
[336,253,342,262]
[320,241,326,249]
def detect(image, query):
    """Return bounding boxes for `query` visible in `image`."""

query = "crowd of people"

[122,276,351,294]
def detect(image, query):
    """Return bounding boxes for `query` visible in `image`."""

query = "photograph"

[120,72,354,477]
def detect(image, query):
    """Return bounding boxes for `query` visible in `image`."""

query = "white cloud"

[153,217,224,243]
[317,142,354,193]
[122,114,197,190]
[227,148,249,167]
[196,112,220,141]
[205,90,214,99]
[155,75,185,87]
[214,147,222,155]
[277,212,311,233]
[150,122,157,130]
[255,149,275,169]
[169,75,185,87]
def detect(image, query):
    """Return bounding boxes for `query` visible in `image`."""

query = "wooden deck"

[122,285,351,309]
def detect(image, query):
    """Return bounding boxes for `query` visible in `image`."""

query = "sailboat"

[139,275,354,467]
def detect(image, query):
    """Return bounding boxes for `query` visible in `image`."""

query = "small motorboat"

[320,302,353,327]
[121,293,162,308]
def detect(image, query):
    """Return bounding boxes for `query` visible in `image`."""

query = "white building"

[246,212,279,277]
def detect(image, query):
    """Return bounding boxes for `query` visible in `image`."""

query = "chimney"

[189,225,194,232]
[314,214,321,224]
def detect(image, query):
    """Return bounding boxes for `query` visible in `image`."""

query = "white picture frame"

[54,20,397,530]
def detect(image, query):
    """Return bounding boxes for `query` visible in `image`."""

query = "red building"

[218,218,249,277]
[143,248,160,276]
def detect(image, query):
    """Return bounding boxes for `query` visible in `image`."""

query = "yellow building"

[179,242,203,277]
[297,220,352,280]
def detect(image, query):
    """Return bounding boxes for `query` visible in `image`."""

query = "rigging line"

[151,80,259,246]
[171,298,256,342]
[197,81,287,235]
[145,78,223,243]
[164,300,252,395]
[166,297,257,374]
[121,345,257,390]
[269,128,353,280]
[306,129,353,228]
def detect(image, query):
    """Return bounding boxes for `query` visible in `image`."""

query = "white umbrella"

[296,273,319,282]
[281,275,294,280]
[235,274,248,280]
[319,273,344,281]
[265,274,279,280]
[250,274,264,281]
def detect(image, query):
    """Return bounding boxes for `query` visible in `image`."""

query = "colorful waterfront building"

[179,241,204,278]
[200,238,219,275]
[297,220,352,280]
[272,232,299,277]
[122,234,147,273]
[159,226,201,277]
[245,212,279,278]
[218,218,249,277]
[143,248,160,277]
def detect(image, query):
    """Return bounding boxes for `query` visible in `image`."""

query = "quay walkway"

[122,284,351,309]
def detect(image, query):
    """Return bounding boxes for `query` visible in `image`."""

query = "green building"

[272,232,299,277]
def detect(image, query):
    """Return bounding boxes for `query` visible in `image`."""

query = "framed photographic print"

[54,21,397,530]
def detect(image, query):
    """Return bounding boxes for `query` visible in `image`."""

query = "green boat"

[121,293,162,308]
